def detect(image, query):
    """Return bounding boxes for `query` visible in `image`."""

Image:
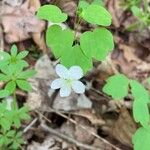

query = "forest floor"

[0,0,150,150]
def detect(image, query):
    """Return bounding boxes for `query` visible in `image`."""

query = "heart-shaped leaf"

[80,4,112,26]
[37,5,67,23]
[60,45,93,73]
[133,100,149,127]
[46,25,74,58]
[130,80,149,103]
[132,127,150,150]
[103,74,129,99]
[80,28,114,61]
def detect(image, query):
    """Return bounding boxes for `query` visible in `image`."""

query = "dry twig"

[37,109,122,150]
[41,123,101,150]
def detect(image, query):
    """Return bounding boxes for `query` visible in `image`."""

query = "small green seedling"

[0,45,35,149]
[37,0,114,73]
[120,0,150,31]
[103,74,150,150]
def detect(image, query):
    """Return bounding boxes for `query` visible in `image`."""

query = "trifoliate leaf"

[132,127,150,150]
[37,5,67,23]
[130,80,149,103]
[46,25,74,58]
[80,28,114,61]
[16,80,32,92]
[133,100,149,127]
[80,4,112,26]
[61,45,93,73]
[10,45,18,57]
[103,74,129,99]
[5,81,16,94]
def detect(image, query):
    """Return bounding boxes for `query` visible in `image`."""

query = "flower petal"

[69,66,83,80]
[51,78,65,89]
[72,81,85,94]
[60,85,71,97]
[56,64,69,79]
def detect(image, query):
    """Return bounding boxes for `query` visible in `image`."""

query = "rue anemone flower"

[51,64,85,97]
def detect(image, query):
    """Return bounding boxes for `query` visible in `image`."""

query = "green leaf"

[93,0,104,6]
[78,1,90,11]
[61,45,93,73]
[6,130,16,137]
[13,117,21,128]
[19,107,30,120]
[103,74,129,99]
[130,80,149,103]
[0,90,9,98]
[133,100,149,127]
[18,70,36,79]
[0,74,10,82]
[132,127,150,150]
[10,45,18,57]
[80,4,112,26]
[0,51,10,68]
[46,25,74,58]
[37,5,67,23]
[0,118,11,131]
[16,80,32,92]
[5,81,16,94]
[9,131,23,149]
[131,6,143,18]
[16,51,29,59]
[80,28,114,61]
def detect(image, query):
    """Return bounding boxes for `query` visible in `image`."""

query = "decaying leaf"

[72,109,105,126]
[27,55,56,110]
[1,0,47,52]
[111,108,137,147]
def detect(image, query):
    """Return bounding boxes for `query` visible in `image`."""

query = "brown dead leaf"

[111,108,137,147]
[72,109,105,126]
[50,0,77,17]
[105,0,124,28]
[119,44,141,63]
[1,0,47,52]
[112,42,150,80]
[27,55,56,110]
[2,0,24,6]
[27,136,60,150]
[93,138,113,150]
[74,117,96,144]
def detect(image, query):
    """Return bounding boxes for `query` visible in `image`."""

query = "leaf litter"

[1,0,150,150]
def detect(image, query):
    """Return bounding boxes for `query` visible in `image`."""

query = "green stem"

[13,90,18,110]
[74,17,81,41]
[73,0,82,41]
[143,0,148,13]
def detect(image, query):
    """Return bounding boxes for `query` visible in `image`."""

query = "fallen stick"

[41,123,101,150]
[37,109,122,150]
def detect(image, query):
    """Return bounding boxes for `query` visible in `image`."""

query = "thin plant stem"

[13,90,18,110]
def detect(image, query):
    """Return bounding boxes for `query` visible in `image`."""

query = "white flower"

[51,64,85,97]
